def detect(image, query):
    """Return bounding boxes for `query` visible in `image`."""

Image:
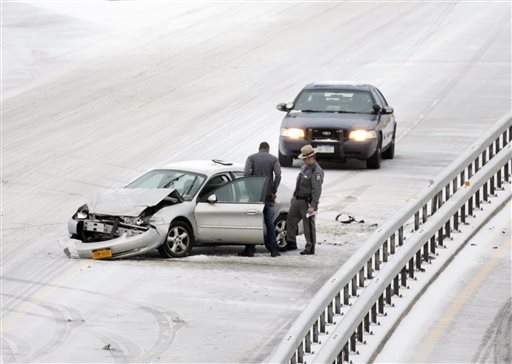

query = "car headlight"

[348,130,377,142]
[74,204,89,220]
[281,128,305,139]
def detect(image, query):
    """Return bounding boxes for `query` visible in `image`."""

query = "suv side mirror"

[372,104,381,113]
[207,194,217,204]
[276,103,292,112]
[382,106,394,114]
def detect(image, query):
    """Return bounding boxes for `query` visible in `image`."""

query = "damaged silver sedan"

[66,160,297,259]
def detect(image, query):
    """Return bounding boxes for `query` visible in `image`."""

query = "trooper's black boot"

[300,250,314,255]
[270,250,281,257]
[285,241,298,251]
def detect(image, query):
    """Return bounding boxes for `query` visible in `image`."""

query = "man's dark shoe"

[300,250,314,255]
[238,250,254,257]
[270,250,281,257]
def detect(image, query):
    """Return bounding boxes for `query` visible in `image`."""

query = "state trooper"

[285,145,324,255]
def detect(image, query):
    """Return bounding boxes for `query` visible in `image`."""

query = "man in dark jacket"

[239,142,281,257]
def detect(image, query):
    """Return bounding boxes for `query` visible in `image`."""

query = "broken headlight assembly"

[73,204,89,220]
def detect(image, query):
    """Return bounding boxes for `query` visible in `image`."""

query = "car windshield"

[126,169,206,200]
[293,89,375,114]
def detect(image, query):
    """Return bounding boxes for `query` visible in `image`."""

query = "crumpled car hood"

[89,188,176,216]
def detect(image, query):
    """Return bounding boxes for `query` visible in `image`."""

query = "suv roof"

[304,81,375,91]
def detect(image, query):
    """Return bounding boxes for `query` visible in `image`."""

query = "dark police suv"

[277,82,396,169]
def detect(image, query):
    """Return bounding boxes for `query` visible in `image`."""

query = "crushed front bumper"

[68,219,164,259]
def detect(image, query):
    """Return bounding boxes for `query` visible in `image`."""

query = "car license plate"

[316,145,335,153]
[91,248,112,259]
[85,221,111,233]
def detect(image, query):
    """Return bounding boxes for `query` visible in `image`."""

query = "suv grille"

[309,128,344,141]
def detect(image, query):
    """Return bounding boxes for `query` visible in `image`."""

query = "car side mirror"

[382,106,394,114]
[372,104,381,113]
[276,102,292,112]
[207,194,217,204]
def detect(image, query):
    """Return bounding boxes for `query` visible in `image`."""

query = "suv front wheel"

[366,137,382,169]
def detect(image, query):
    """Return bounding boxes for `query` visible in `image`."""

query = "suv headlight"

[348,130,377,142]
[281,128,305,139]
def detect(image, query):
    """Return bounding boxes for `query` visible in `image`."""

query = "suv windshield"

[293,89,375,114]
[126,169,206,200]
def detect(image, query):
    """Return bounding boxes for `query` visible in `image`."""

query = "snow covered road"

[1,1,510,362]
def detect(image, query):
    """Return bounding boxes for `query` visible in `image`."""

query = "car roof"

[303,81,375,91]
[158,160,244,175]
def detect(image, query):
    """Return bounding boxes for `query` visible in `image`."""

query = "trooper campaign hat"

[298,144,316,159]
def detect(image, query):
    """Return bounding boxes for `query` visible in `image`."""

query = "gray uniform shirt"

[294,162,324,210]
[244,151,281,202]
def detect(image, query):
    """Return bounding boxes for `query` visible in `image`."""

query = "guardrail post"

[490,175,496,195]
[320,311,326,333]
[454,209,460,231]
[386,284,392,304]
[445,220,451,239]
[445,184,450,201]
[495,138,501,154]
[489,143,494,160]
[423,242,429,262]
[468,196,474,216]
[438,227,444,247]
[401,266,407,286]
[475,156,480,173]
[305,330,312,353]
[328,301,334,324]
[460,204,466,225]
[371,303,377,323]
[497,169,503,189]
[452,178,457,195]
[393,275,400,295]
[483,182,489,201]
[378,294,385,314]
[475,189,481,209]
[359,268,365,288]
[335,292,342,314]
[313,321,319,343]
[414,211,420,230]
[468,163,473,179]
[430,235,436,255]
[350,333,356,352]
[408,258,415,278]
[437,191,443,208]
[383,240,389,262]
[297,342,304,363]
[415,250,422,270]
[367,257,373,279]
[482,149,487,166]
[375,249,381,271]
[390,233,396,254]
[364,313,370,333]
[351,276,358,297]
[431,194,438,215]
[399,226,404,246]
[422,204,428,223]
[343,285,349,305]
[506,161,511,182]
[343,343,349,362]
[357,322,364,343]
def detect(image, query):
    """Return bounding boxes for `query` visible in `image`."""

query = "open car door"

[194,177,265,244]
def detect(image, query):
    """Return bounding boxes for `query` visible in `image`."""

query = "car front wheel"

[366,137,382,169]
[158,221,194,258]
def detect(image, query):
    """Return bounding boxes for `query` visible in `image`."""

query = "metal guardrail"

[269,114,512,364]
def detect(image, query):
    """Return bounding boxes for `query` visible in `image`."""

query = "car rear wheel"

[275,214,289,251]
[366,137,382,169]
[158,221,193,258]
[279,151,293,167]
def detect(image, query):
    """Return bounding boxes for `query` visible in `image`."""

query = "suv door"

[194,177,265,244]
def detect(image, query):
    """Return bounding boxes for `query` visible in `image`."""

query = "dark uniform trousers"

[286,161,324,253]
[287,198,316,253]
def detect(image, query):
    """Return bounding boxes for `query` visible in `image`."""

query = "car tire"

[158,221,194,258]
[367,136,382,169]
[275,214,289,251]
[279,151,293,167]
[382,129,396,160]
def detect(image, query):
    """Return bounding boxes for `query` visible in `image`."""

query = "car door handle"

[246,210,258,215]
